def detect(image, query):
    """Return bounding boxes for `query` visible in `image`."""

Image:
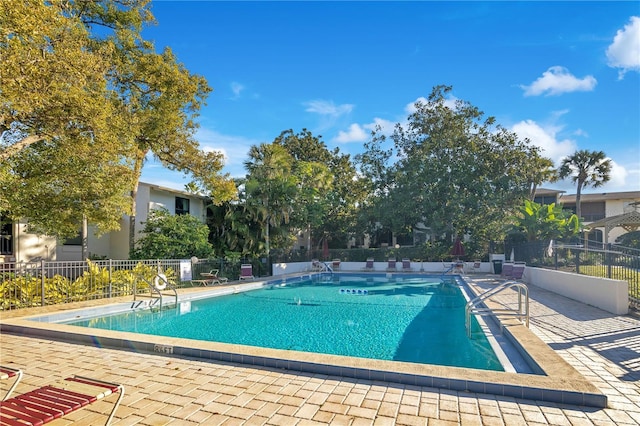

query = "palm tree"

[244,143,298,258]
[557,150,612,221]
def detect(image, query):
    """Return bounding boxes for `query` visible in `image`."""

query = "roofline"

[139,181,209,200]
[559,190,640,202]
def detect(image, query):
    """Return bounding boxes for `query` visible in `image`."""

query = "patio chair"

[401,258,411,272]
[239,264,254,280]
[362,258,374,272]
[512,262,526,279]
[311,259,322,272]
[386,258,397,271]
[332,259,341,270]
[0,365,22,401]
[196,269,228,286]
[0,375,124,426]
[501,262,514,279]
[472,260,481,273]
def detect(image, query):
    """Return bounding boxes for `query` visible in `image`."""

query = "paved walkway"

[1,278,639,425]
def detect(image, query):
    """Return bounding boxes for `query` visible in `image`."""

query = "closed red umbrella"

[452,238,465,258]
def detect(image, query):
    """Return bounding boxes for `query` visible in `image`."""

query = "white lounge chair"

[0,365,22,401]
[194,269,228,286]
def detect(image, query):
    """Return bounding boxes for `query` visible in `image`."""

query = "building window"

[580,202,606,222]
[175,197,190,215]
[533,195,558,205]
[63,231,82,246]
[0,214,13,255]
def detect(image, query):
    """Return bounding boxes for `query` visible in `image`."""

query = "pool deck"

[1,274,639,425]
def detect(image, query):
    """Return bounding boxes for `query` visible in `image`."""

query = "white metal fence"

[0,258,230,311]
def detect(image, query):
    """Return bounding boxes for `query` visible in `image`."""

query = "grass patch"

[579,265,639,299]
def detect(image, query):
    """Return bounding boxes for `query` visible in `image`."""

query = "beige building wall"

[11,221,57,263]
[559,191,640,244]
[4,182,208,262]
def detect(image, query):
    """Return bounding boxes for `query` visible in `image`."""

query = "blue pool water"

[66,274,503,371]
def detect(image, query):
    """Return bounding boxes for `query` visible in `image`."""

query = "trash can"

[492,259,503,275]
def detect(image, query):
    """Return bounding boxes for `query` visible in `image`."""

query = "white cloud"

[511,120,638,192]
[195,127,259,177]
[405,96,458,114]
[572,128,589,138]
[334,118,396,143]
[230,82,244,99]
[606,16,640,78]
[521,66,597,96]
[304,100,354,117]
[405,97,428,114]
[605,158,629,189]
[335,123,368,143]
[511,119,576,163]
[363,118,396,134]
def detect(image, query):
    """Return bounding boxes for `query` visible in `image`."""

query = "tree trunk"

[576,181,583,223]
[129,189,137,257]
[129,151,146,256]
[81,215,88,260]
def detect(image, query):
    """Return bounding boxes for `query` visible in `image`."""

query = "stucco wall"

[14,221,56,262]
[272,261,491,275]
[523,267,628,315]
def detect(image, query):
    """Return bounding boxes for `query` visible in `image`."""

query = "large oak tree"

[1,0,235,256]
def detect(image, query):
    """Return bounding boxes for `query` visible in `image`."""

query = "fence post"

[575,249,581,274]
[605,244,611,279]
[40,259,45,307]
[133,262,137,300]
[108,259,113,298]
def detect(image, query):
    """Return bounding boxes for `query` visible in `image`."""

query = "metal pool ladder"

[465,281,529,338]
[134,274,178,312]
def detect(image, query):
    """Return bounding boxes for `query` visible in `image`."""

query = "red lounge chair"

[0,366,22,401]
[362,258,374,271]
[512,262,526,279]
[502,262,514,279]
[401,258,411,272]
[239,264,254,280]
[0,375,124,426]
[386,258,397,271]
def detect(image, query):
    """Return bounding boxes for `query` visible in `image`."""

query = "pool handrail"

[465,280,529,338]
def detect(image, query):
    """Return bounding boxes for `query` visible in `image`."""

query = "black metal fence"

[511,241,639,311]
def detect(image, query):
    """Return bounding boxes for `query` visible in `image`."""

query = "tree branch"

[0,134,45,161]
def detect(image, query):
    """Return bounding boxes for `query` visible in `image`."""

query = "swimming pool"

[63,274,504,371]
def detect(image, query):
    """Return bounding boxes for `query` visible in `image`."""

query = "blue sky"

[140,1,640,195]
